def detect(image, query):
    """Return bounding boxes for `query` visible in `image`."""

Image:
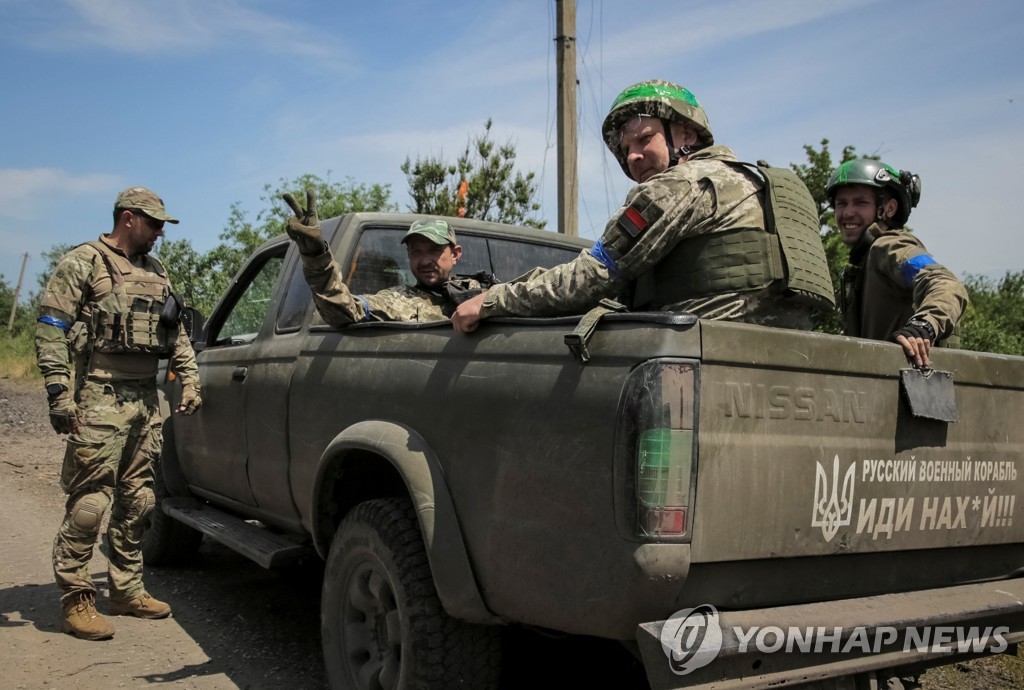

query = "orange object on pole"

[456,179,468,218]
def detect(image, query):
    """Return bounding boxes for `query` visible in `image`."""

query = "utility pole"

[6,252,28,331]
[555,0,578,236]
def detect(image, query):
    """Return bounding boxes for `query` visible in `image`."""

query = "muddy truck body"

[150,212,1024,689]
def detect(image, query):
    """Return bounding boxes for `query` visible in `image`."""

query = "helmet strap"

[661,119,692,168]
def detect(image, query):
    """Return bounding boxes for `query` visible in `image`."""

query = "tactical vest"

[633,160,835,311]
[82,241,175,355]
[445,271,499,306]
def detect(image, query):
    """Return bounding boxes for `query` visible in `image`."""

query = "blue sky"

[1,0,1022,297]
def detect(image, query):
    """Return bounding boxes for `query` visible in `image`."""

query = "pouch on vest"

[160,292,185,328]
[84,241,174,355]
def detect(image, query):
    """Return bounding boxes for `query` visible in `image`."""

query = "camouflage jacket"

[479,146,812,329]
[841,224,968,345]
[301,249,489,326]
[35,235,200,388]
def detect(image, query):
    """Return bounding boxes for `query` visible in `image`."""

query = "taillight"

[616,360,698,541]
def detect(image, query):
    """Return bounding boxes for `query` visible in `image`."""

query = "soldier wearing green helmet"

[282,190,493,324]
[452,80,834,334]
[827,158,967,367]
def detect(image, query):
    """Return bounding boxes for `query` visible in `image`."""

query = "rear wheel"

[321,497,500,689]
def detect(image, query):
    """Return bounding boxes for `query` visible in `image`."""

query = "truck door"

[175,243,288,506]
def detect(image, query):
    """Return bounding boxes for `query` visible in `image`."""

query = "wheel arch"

[310,419,501,625]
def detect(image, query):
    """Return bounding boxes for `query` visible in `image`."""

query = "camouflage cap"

[114,187,179,224]
[401,218,457,246]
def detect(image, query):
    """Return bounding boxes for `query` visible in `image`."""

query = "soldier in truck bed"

[826,159,968,368]
[451,79,834,334]
[283,191,492,325]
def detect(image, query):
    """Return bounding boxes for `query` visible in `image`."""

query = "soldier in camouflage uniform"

[282,190,491,324]
[451,80,834,333]
[35,187,202,640]
[827,159,967,368]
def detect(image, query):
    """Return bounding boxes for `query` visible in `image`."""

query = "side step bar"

[162,498,312,569]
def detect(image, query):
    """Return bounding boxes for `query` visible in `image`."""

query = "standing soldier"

[827,160,968,367]
[35,187,202,640]
[452,80,834,334]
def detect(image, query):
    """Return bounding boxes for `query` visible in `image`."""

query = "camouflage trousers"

[52,378,162,603]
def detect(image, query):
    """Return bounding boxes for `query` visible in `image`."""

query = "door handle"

[232,366,248,381]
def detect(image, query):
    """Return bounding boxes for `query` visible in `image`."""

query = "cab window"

[208,249,285,346]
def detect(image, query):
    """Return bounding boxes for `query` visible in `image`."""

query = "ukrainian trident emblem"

[811,455,855,542]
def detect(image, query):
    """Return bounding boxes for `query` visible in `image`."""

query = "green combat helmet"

[601,80,714,180]
[826,159,922,228]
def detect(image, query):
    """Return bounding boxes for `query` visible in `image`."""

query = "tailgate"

[690,323,1024,564]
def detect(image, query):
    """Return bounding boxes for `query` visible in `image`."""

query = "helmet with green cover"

[602,80,714,179]
[826,158,922,228]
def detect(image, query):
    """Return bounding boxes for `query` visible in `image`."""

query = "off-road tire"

[321,497,500,690]
[141,456,203,566]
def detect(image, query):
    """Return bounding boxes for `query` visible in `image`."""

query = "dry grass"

[920,645,1024,689]
[0,331,39,380]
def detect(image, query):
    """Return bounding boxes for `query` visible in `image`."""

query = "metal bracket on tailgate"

[900,368,958,423]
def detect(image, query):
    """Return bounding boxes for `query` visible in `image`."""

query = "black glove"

[892,319,935,344]
[282,189,326,256]
[46,386,81,435]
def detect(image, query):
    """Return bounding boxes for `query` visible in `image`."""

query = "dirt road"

[0,378,327,689]
[2,377,1022,690]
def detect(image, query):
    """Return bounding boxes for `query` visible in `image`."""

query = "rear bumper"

[637,578,1024,689]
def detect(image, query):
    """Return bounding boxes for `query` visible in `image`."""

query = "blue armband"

[357,296,373,322]
[901,254,937,287]
[589,239,621,277]
[37,315,72,333]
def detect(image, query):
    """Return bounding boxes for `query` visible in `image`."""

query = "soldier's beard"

[415,266,452,288]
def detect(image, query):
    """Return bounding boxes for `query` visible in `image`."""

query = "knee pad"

[70,492,112,534]
[133,486,156,522]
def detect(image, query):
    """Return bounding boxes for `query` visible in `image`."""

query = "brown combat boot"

[60,592,116,640]
[109,591,172,619]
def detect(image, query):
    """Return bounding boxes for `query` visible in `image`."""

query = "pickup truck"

[149,211,1024,690]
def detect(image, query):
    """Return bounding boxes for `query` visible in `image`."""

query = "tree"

[401,119,546,229]
[0,274,34,336]
[36,244,73,294]
[959,272,1024,356]
[158,174,397,316]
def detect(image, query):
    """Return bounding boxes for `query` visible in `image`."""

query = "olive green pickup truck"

[149,212,1024,690]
